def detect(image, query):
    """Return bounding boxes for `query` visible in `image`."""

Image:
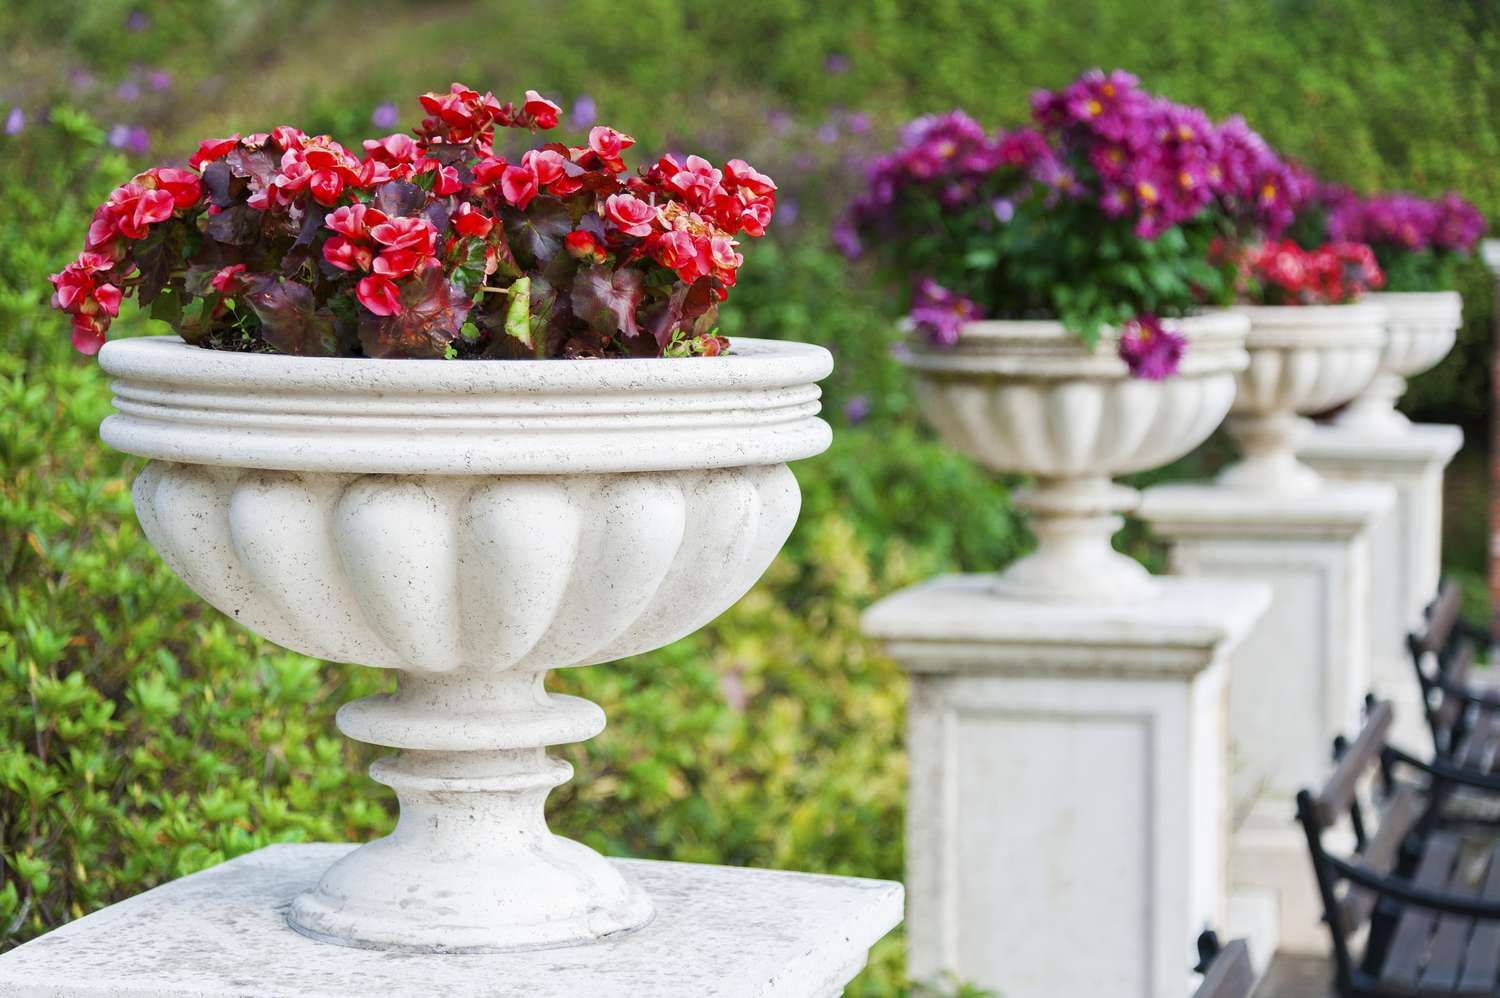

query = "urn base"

[287,833,655,953]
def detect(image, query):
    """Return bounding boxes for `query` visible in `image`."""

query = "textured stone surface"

[866,575,1270,998]
[93,336,836,952]
[1139,479,1394,955]
[1300,420,1464,752]
[0,845,904,998]
[901,311,1248,604]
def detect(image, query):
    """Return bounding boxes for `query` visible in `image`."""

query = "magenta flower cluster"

[843,69,1308,250]
[908,278,982,346]
[1030,70,1308,239]
[1325,189,1485,253]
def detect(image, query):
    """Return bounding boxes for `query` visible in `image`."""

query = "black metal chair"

[1298,699,1500,996]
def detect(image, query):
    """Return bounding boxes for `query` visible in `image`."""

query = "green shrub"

[6,4,1498,995]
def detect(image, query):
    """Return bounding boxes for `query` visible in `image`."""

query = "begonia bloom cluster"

[1247,239,1385,306]
[52,83,776,359]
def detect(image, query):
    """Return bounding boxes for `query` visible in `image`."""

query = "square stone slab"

[0,844,903,998]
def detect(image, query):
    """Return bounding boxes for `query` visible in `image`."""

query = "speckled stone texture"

[0,844,904,998]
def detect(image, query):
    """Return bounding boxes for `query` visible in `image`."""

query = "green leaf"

[504,277,533,350]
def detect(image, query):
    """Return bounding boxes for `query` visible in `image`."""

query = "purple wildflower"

[371,101,400,129]
[4,107,23,136]
[992,197,1015,222]
[831,221,862,259]
[777,196,800,226]
[146,69,172,92]
[817,122,840,145]
[106,124,129,148]
[908,279,981,347]
[843,395,872,424]
[570,95,596,129]
[825,53,851,75]
[847,112,872,135]
[1117,315,1186,380]
[766,109,793,133]
[124,8,151,32]
[116,80,141,103]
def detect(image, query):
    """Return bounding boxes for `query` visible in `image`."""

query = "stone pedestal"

[863,576,1270,998]
[0,844,903,998]
[1299,421,1464,752]
[1137,481,1395,953]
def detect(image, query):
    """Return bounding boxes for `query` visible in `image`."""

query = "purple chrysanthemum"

[1117,314,1186,380]
[908,279,981,347]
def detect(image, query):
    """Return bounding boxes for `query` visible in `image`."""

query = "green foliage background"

[2,1,1497,992]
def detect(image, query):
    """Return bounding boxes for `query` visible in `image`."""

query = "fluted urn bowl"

[902,310,1249,604]
[1333,291,1461,429]
[98,335,832,953]
[1218,303,1386,492]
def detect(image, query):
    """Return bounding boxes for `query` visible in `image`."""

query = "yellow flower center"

[1087,99,1103,116]
[1136,181,1159,204]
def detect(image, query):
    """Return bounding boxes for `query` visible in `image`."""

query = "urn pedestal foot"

[288,670,654,952]
[1217,412,1321,492]
[1330,372,1410,430]
[995,477,1158,604]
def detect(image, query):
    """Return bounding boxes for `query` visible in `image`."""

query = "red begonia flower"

[356,274,402,316]
[189,134,240,171]
[604,193,656,238]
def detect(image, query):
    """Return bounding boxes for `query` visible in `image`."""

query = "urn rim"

[98,335,833,474]
[901,309,1249,380]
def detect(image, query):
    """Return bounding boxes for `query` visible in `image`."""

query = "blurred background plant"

[3,0,1498,992]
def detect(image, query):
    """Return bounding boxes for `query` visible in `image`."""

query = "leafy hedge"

[3,2,1498,994]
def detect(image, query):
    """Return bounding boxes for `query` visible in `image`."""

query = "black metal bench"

[1298,699,1500,996]
[1411,581,1500,771]
[1194,931,1254,998]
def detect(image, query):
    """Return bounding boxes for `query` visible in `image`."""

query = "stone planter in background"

[97,335,833,954]
[901,310,1250,604]
[1216,303,1386,492]
[1333,291,1461,430]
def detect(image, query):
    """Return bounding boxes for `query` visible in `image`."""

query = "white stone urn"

[1332,291,1461,429]
[901,311,1249,604]
[97,335,832,953]
[1218,303,1386,492]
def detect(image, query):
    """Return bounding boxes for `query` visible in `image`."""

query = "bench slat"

[1457,842,1500,995]
[1314,700,1395,828]
[1420,581,1465,656]
[1192,938,1254,998]
[1340,782,1423,935]
[1379,831,1462,991]
[1438,641,1477,743]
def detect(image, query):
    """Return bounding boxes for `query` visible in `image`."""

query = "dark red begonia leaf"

[570,265,643,340]
[505,199,571,266]
[358,268,472,359]
[244,276,343,357]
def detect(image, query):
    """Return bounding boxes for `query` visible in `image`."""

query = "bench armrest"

[1326,853,1500,919]
[1386,745,1500,793]
[1435,675,1500,712]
